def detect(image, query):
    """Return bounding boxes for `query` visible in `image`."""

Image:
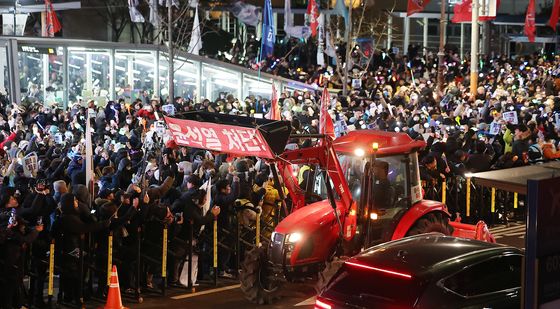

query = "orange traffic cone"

[100,265,129,309]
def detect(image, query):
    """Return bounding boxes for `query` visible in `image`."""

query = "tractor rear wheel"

[240,246,282,304]
[406,212,453,236]
[315,256,349,293]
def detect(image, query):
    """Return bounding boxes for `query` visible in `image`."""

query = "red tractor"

[164,113,494,305]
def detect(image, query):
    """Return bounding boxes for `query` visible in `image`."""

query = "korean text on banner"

[164,116,276,159]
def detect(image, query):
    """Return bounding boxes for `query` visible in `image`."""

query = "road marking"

[504,231,527,237]
[171,284,241,300]
[295,296,316,306]
[490,225,525,233]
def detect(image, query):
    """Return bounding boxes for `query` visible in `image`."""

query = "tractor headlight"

[287,232,302,243]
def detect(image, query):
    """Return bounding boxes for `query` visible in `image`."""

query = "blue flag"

[333,0,349,27]
[261,0,275,58]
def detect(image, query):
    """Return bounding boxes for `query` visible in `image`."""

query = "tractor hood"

[275,199,342,236]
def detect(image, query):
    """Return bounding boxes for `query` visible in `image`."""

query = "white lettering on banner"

[222,129,267,153]
[222,129,244,152]
[200,128,222,149]
[184,126,204,147]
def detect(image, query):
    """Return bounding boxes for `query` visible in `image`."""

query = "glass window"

[0,43,11,103]
[243,75,271,100]
[18,45,64,106]
[159,54,199,101]
[442,255,522,297]
[68,48,110,105]
[19,49,44,103]
[115,50,156,103]
[46,47,64,107]
[201,64,240,101]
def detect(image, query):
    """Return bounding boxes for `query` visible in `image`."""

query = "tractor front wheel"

[406,212,453,236]
[240,246,283,304]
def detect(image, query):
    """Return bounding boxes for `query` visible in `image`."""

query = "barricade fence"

[422,175,526,225]
[20,201,273,307]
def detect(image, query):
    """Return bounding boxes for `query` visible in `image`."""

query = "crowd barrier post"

[107,232,113,286]
[235,218,241,276]
[48,240,55,306]
[491,188,496,213]
[466,177,471,217]
[213,217,218,286]
[441,180,447,204]
[188,220,194,290]
[79,234,85,308]
[162,224,168,296]
[136,226,143,303]
[514,192,518,209]
[256,210,261,247]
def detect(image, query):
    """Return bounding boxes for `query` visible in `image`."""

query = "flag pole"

[436,0,447,97]
[168,0,174,102]
[342,0,353,96]
[470,0,479,97]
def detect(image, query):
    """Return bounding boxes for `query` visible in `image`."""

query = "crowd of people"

[1,46,560,308]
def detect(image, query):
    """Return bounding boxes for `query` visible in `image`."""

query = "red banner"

[307,0,319,36]
[525,0,536,43]
[549,0,560,29]
[452,0,500,23]
[164,116,276,159]
[266,83,280,120]
[45,0,62,37]
[452,0,472,23]
[407,0,431,16]
[319,87,335,140]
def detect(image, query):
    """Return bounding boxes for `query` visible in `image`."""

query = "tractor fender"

[390,199,451,240]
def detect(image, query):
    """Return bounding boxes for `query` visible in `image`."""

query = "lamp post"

[470,0,479,97]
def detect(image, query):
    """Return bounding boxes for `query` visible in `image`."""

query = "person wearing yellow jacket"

[503,127,513,154]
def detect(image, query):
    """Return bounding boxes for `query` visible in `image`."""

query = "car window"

[442,254,522,297]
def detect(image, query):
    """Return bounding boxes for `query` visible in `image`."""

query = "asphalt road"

[62,221,526,309]
[123,222,526,309]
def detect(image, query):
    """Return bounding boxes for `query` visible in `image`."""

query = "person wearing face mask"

[125,115,135,126]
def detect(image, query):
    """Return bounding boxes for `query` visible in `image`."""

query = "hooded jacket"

[52,193,108,260]
[72,184,95,223]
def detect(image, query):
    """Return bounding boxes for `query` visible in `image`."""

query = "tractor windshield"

[339,152,422,208]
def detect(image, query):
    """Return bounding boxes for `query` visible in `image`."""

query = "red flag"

[452,0,500,23]
[524,0,536,43]
[452,0,472,23]
[45,0,62,37]
[407,0,431,16]
[307,0,319,36]
[548,0,560,29]
[266,83,280,120]
[319,88,335,140]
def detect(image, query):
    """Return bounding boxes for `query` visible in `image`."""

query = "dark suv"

[316,234,522,309]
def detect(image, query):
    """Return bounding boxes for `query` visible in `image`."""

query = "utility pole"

[470,0,479,97]
[168,0,174,102]
[342,0,353,96]
[436,0,447,96]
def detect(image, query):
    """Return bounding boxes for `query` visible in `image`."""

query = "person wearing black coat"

[0,217,41,309]
[51,193,109,305]
[213,178,239,276]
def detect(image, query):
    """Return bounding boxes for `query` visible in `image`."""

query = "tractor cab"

[332,131,426,247]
